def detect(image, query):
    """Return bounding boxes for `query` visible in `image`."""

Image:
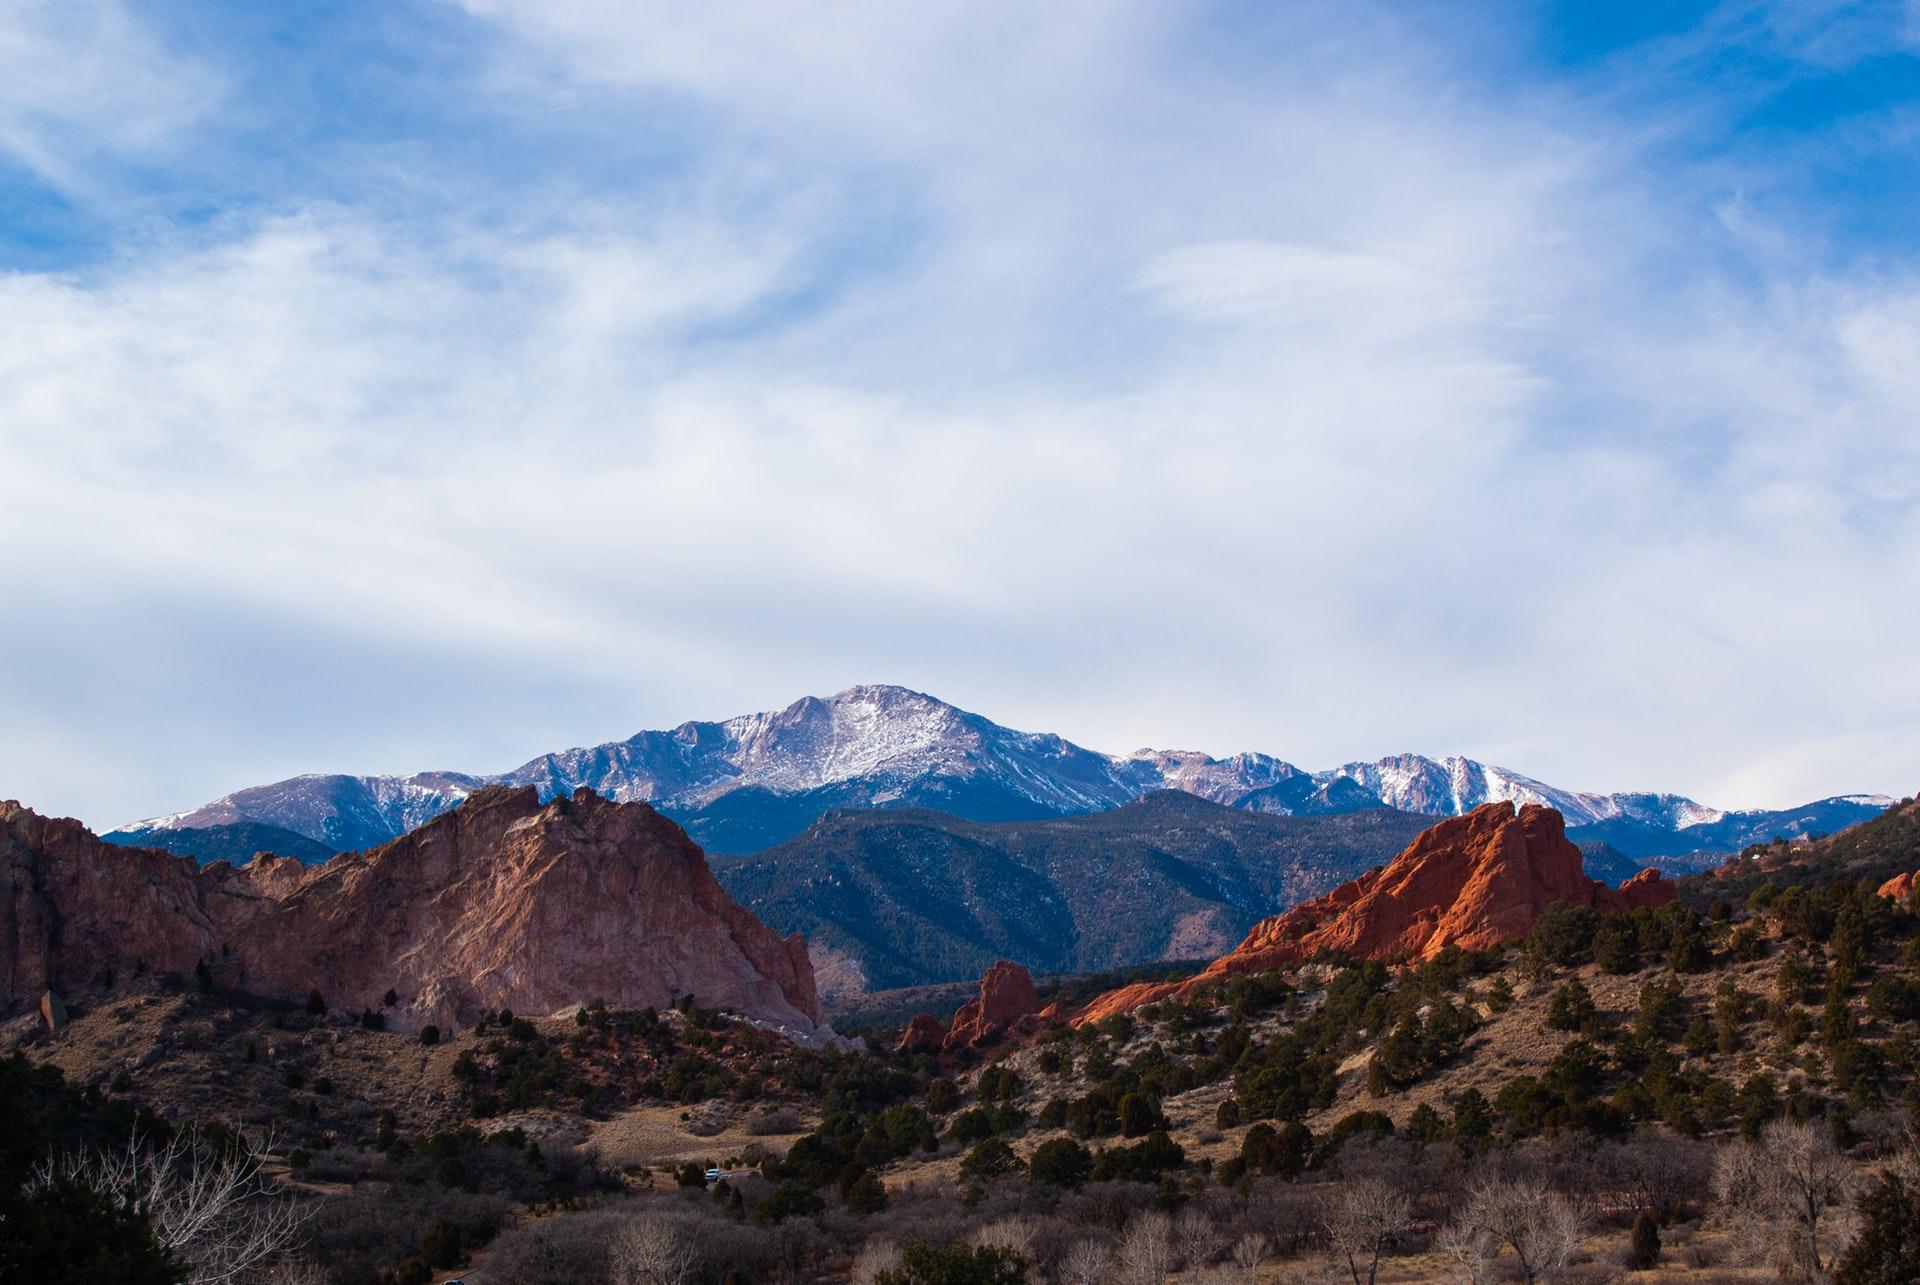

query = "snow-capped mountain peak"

[717,686,986,793]
[121,771,482,852]
[108,685,1890,858]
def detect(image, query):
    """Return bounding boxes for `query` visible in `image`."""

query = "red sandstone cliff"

[1077,802,1674,1023]
[1880,870,1917,903]
[0,787,828,1041]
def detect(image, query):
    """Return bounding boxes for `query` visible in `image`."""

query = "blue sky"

[2,0,1917,828]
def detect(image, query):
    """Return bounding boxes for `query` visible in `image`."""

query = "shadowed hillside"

[712,792,1438,991]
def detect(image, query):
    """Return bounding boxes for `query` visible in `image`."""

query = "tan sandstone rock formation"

[0,787,829,1042]
[1077,801,1674,1024]
[1880,869,1918,903]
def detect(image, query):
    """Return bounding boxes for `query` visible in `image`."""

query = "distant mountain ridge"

[1691,792,1920,902]
[105,820,336,867]
[108,684,1893,858]
[711,791,1440,991]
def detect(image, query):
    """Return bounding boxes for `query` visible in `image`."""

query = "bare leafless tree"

[1229,1231,1271,1283]
[1435,1217,1499,1285]
[971,1215,1039,1258]
[1527,1194,1586,1283]
[608,1212,698,1285]
[1321,1176,1415,1285]
[35,1131,311,1285]
[1443,1173,1588,1285]
[1114,1209,1175,1285]
[849,1236,904,1285]
[1596,1132,1713,1222]
[1174,1207,1216,1269]
[1713,1118,1858,1282]
[1059,1238,1112,1285]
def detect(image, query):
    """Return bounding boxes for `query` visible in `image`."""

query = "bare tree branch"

[1442,1172,1588,1285]
[1059,1238,1112,1285]
[1114,1209,1174,1285]
[607,1211,698,1285]
[1320,1176,1414,1285]
[1713,1118,1858,1283]
[34,1130,311,1285]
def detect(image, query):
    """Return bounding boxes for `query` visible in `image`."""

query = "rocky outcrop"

[1880,870,1918,903]
[0,789,830,1042]
[943,960,1040,1052]
[893,960,1047,1055]
[1076,802,1673,1023]
[1615,869,1669,902]
[896,1013,947,1054]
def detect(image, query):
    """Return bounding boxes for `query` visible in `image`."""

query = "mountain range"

[712,791,1440,993]
[107,684,1893,861]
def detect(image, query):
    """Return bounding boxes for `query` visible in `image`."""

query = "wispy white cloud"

[0,1,1915,826]
[0,0,223,191]
[1136,242,1451,328]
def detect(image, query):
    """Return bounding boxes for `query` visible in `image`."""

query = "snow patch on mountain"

[125,772,482,852]
[1122,749,1302,804]
[110,685,1889,856]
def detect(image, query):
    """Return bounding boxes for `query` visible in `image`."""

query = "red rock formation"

[1880,870,1918,903]
[1076,802,1673,1024]
[1616,869,1669,902]
[943,959,1041,1052]
[896,1013,947,1053]
[0,788,829,1041]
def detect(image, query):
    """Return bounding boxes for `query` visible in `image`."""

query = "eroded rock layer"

[0,788,826,1041]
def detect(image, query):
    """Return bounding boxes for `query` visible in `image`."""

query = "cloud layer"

[1,0,1916,827]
